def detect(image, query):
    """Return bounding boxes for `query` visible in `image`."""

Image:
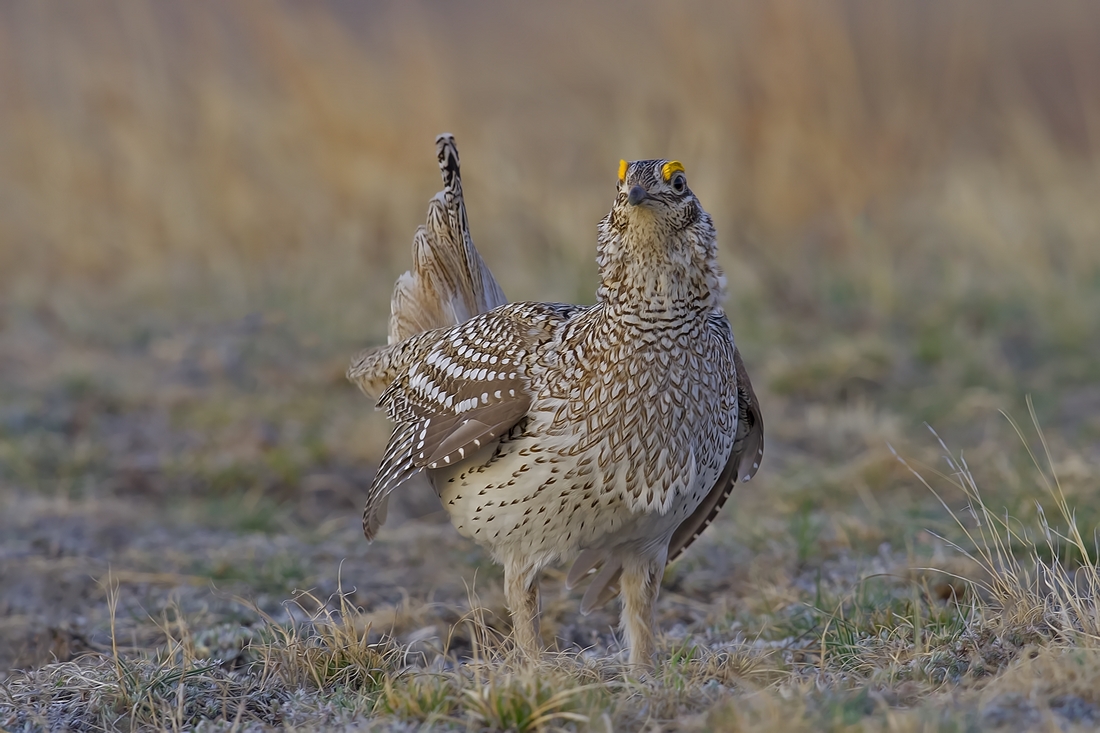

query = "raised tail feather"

[348,134,508,399]
[389,133,507,343]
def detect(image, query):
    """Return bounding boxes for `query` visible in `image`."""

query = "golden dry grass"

[2,1,1100,730]
[5,2,1100,331]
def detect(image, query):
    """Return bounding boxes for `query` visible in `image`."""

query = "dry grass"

[2,0,1100,730]
[3,438,1098,730]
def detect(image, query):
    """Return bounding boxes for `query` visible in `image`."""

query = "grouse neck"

[596,232,720,323]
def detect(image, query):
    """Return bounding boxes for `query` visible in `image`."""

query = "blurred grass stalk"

[0,0,1098,345]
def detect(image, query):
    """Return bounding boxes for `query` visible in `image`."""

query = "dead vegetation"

[4,432,1099,730]
[2,0,1100,730]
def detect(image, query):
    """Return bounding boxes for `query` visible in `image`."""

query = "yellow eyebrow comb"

[661,160,685,182]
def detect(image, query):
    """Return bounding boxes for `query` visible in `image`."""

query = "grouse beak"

[627,185,651,207]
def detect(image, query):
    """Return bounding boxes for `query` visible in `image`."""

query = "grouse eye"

[671,172,687,194]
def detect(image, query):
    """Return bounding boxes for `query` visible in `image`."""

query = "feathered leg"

[618,552,666,670]
[504,559,542,660]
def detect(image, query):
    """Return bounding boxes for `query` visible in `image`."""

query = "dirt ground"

[3,272,1099,730]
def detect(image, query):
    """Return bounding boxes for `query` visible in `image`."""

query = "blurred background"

[2,0,1100,674]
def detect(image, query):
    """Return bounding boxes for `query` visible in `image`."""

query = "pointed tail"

[388,133,507,343]
[349,134,507,399]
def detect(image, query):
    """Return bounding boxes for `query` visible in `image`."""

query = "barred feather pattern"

[389,134,506,345]
[362,301,580,540]
[350,134,507,400]
[349,146,764,632]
